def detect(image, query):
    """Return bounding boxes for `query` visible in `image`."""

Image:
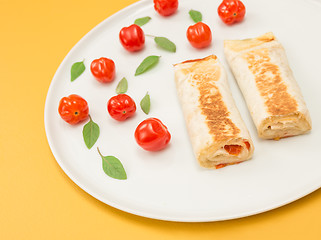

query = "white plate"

[45,0,321,222]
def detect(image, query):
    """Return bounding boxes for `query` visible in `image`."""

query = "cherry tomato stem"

[218,0,246,25]
[58,94,89,125]
[107,94,136,121]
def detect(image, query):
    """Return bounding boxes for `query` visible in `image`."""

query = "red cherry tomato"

[90,57,115,83]
[107,94,136,121]
[186,22,212,49]
[134,118,171,151]
[153,0,178,16]
[119,24,145,52]
[58,94,89,125]
[217,0,246,25]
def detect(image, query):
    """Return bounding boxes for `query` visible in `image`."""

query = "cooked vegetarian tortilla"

[174,55,254,169]
[224,32,312,139]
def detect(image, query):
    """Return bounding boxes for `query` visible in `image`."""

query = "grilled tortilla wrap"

[224,32,312,140]
[174,55,254,169]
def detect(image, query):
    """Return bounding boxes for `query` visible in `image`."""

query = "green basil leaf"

[98,148,127,180]
[71,60,85,82]
[154,37,176,52]
[116,77,128,94]
[140,92,150,114]
[189,10,202,23]
[134,16,151,26]
[135,56,160,76]
[83,115,100,149]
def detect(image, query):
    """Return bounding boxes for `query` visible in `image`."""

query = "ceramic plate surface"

[45,0,321,222]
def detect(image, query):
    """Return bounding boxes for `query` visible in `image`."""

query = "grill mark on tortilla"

[185,56,240,141]
[243,48,298,115]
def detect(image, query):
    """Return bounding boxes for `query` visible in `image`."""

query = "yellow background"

[1,0,320,239]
